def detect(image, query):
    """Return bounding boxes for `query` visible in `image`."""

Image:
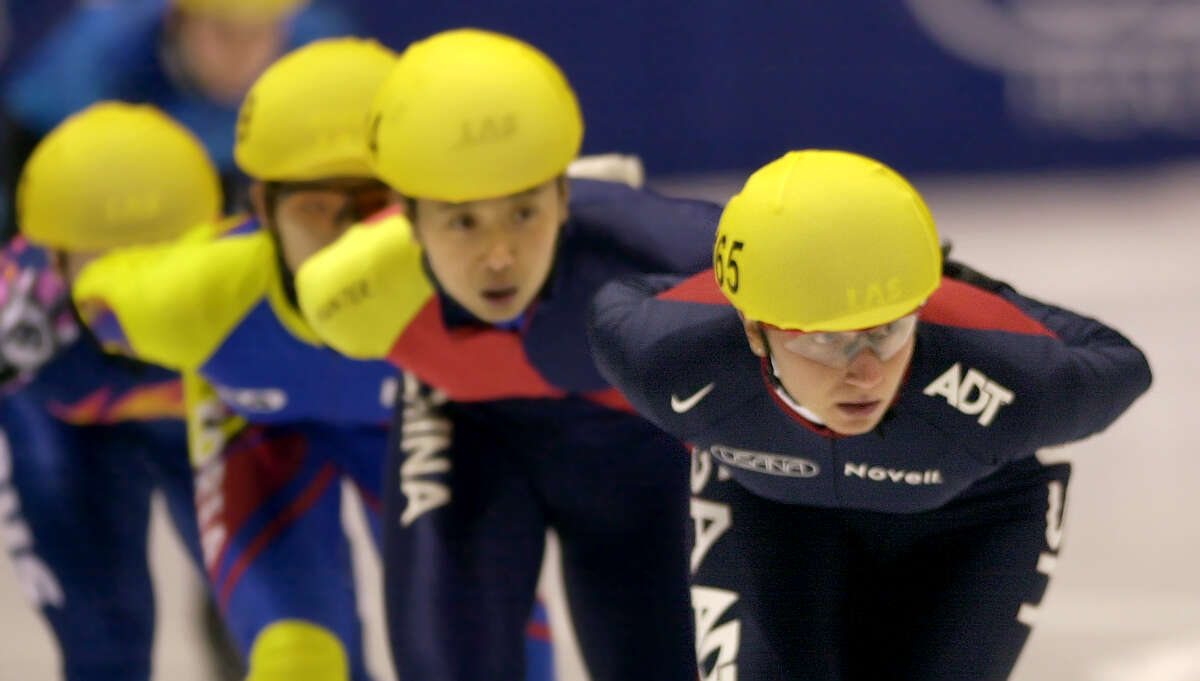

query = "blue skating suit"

[587,263,1152,681]
[296,179,722,681]
[75,215,557,681]
[0,238,201,681]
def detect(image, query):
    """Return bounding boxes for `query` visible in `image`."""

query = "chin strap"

[268,229,301,311]
[758,328,827,425]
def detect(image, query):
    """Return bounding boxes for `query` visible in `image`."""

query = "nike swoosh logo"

[671,383,715,413]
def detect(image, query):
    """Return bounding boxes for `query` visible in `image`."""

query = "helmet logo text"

[846,277,902,309]
[453,114,518,149]
[105,194,161,222]
[367,113,382,158]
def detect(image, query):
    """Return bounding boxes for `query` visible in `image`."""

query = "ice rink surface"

[1,163,1197,680]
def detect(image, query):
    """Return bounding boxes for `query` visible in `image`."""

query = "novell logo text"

[844,462,943,485]
[923,362,1014,426]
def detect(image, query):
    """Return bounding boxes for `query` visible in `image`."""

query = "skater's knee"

[246,620,348,681]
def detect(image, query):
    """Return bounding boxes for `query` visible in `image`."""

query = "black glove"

[940,241,1013,295]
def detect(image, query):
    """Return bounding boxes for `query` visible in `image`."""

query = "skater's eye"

[809,334,832,345]
[297,199,336,217]
[448,214,477,231]
[512,204,538,224]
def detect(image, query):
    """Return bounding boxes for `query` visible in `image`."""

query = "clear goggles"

[762,312,919,369]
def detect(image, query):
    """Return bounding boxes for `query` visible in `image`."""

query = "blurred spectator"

[0,0,82,79]
[0,0,357,239]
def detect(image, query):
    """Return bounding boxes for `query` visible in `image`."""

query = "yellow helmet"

[17,102,221,252]
[368,28,584,202]
[172,0,308,23]
[235,38,397,182]
[715,150,942,332]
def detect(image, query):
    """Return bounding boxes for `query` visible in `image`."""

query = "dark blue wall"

[12,1,1200,175]
[346,0,1200,175]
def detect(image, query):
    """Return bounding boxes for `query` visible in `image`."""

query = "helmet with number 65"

[713,150,942,332]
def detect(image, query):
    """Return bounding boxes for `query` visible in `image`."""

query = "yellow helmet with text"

[714,150,942,332]
[367,28,584,202]
[17,102,221,252]
[235,38,398,181]
[172,0,308,23]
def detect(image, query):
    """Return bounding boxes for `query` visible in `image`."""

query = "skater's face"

[409,178,568,323]
[742,317,916,435]
[169,9,287,106]
[256,178,391,272]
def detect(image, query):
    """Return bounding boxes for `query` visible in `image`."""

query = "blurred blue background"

[4,0,1200,179]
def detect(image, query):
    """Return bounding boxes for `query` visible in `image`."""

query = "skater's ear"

[400,194,421,242]
[739,313,768,358]
[555,174,570,225]
[249,181,270,225]
[53,249,101,285]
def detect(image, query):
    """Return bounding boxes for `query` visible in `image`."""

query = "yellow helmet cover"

[235,38,398,182]
[368,28,584,202]
[17,102,221,252]
[714,150,942,331]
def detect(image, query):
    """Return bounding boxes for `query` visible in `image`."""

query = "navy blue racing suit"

[367,179,722,681]
[588,264,1152,680]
